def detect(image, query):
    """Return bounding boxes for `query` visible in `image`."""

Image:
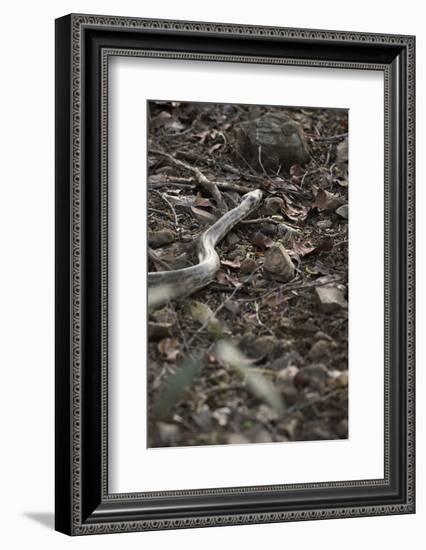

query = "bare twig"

[151,188,179,227]
[149,177,251,194]
[148,248,172,271]
[150,147,227,212]
[254,301,275,337]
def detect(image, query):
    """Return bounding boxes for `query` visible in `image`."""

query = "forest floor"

[147,100,349,448]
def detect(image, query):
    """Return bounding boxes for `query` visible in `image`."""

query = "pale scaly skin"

[148,189,263,311]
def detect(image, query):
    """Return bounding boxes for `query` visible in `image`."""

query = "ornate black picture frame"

[55,14,415,535]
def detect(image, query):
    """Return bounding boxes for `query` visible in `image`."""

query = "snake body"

[148,189,263,310]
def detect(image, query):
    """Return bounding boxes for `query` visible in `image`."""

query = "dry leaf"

[313,188,344,211]
[221,258,241,269]
[252,231,274,249]
[289,164,305,177]
[158,337,181,361]
[193,195,213,208]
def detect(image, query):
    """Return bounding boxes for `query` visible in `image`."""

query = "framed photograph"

[55,14,415,535]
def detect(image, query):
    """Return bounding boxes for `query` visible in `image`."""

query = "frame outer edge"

[60,13,416,535]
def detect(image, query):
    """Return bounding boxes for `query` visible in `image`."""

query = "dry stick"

[259,275,343,302]
[151,188,179,228]
[254,301,275,337]
[150,148,227,212]
[148,248,172,271]
[240,217,283,225]
[149,179,251,194]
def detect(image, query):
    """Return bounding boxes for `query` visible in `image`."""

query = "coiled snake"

[148,189,263,310]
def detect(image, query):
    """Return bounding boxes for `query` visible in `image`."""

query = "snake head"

[244,189,263,211]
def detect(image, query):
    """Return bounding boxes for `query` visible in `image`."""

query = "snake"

[148,189,263,311]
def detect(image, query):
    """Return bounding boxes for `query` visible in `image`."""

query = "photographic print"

[56,15,415,534]
[147,100,349,448]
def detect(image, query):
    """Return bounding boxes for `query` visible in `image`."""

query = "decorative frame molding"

[55,14,415,535]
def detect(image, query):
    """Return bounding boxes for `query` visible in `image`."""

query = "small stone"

[314,331,333,342]
[187,301,223,337]
[223,300,240,318]
[148,321,174,341]
[156,422,180,446]
[276,223,300,241]
[148,228,176,249]
[226,231,240,246]
[226,433,250,445]
[336,418,349,439]
[256,404,279,423]
[294,364,329,391]
[240,257,258,274]
[337,370,349,388]
[248,426,273,443]
[278,412,302,439]
[315,285,348,313]
[259,222,278,237]
[213,407,231,427]
[277,365,299,382]
[308,339,332,361]
[270,350,304,369]
[241,334,275,359]
[336,138,348,163]
[263,243,295,282]
[263,197,284,216]
[336,204,349,219]
[316,219,332,230]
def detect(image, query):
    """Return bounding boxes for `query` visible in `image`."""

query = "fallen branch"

[150,148,227,212]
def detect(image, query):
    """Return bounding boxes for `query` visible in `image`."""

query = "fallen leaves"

[158,337,181,361]
[313,188,345,211]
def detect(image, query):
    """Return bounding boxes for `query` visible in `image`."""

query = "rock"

[294,364,329,391]
[241,334,276,359]
[270,350,304,370]
[148,228,176,249]
[187,301,223,337]
[337,370,349,388]
[302,423,335,441]
[336,204,348,219]
[223,300,240,318]
[256,404,280,423]
[213,407,231,427]
[316,219,332,230]
[315,285,348,313]
[240,257,258,274]
[226,433,250,445]
[263,197,284,216]
[277,365,299,382]
[336,138,348,163]
[276,222,300,241]
[226,231,240,246]
[259,222,278,237]
[148,321,174,341]
[247,426,273,443]
[336,418,349,439]
[278,412,303,439]
[314,331,333,342]
[308,339,332,361]
[156,422,180,446]
[263,243,295,282]
[276,366,299,404]
[233,113,309,173]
